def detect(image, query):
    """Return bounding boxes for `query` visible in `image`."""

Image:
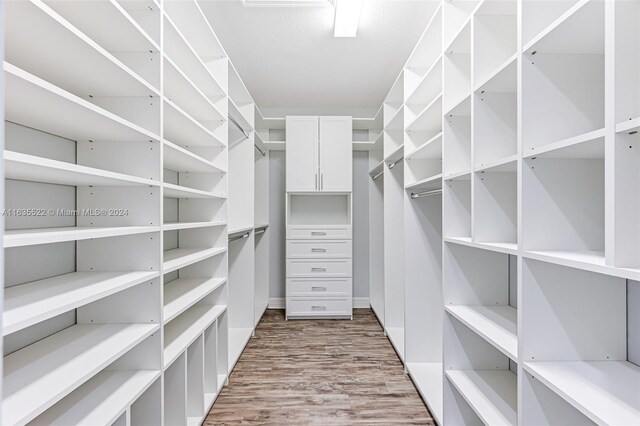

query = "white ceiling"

[199,0,439,117]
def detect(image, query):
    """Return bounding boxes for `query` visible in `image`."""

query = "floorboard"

[205,308,435,425]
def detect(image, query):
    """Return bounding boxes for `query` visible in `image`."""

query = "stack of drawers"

[285,225,353,319]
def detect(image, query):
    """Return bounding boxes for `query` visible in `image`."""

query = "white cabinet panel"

[285,116,318,192]
[319,116,352,192]
[286,240,352,258]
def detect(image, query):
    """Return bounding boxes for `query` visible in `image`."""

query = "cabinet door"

[319,116,352,192]
[286,116,318,192]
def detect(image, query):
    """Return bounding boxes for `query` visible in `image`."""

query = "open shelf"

[405,60,442,129]
[229,327,253,371]
[164,183,226,200]
[474,58,517,167]
[445,305,517,359]
[443,22,471,113]
[522,0,604,152]
[407,363,443,425]
[386,326,405,362]
[443,0,482,50]
[30,370,160,426]
[164,304,226,369]
[164,98,225,149]
[4,225,159,248]
[369,161,384,179]
[5,150,159,188]
[443,173,471,238]
[522,0,582,48]
[4,271,158,336]
[445,369,517,426]
[4,0,159,99]
[523,361,640,425]
[4,63,159,144]
[405,4,442,99]
[473,0,517,85]
[3,323,158,426]
[474,162,517,245]
[164,278,227,323]
[445,236,518,256]
[522,134,603,258]
[163,247,227,273]
[163,221,226,231]
[443,96,471,177]
[164,53,225,124]
[406,93,443,136]
[163,13,225,100]
[405,133,442,189]
[406,174,442,193]
[615,0,640,125]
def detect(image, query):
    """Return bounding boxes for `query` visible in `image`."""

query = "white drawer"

[287,278,352,297]
[286,297,352,317]
[286,259,352,278]
[286,240,352,258]
[287,226,351,240]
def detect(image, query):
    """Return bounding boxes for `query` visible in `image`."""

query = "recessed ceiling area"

[199,0,439,117]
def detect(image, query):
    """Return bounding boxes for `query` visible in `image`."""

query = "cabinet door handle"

[312,305,327,311]
[311,286,327,291]
[311,231,326,236]
[311,267,326,272]
[311,248,326,252]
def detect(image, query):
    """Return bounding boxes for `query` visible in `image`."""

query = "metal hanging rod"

[388,158,402,169]
[411,189,442,199]
[255,228,266,235]
[229,114,266,157]
[228,231,251,242]
[371,170,383,180]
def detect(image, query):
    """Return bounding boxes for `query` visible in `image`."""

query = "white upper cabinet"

[319,116,352,192]
[286,115,352,192]
[286,116,318,192]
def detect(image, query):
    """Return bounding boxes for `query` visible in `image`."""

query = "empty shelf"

[164,277,228,323]
[164,304,226,368]
[616,117,640,133]
[30,370,160,426]
[4,63,158,143]
[5,151,159,187]
[407,94,443,132]
[369,161,384,178]
[4,225,160,248]
[522,250,640,281]
[163,221,226,231]
[384,107,404,131]
[229,327,254,372]
[384,144,405,164]
[405,132,442,160]
[163,183,226,199]
[163,139,226,174]
[3,323,158,426]
[446,305,517,359]
[445,369,517,426]
[444,237,518,255]
[407,363,443,424]
[164,98,225,148]
[163,247,227,273]
[523,361,640,426]
[405,174,442,192]
[228,97,253,134]
[4,271,159,335]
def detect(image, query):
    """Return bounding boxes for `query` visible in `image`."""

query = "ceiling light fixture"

[333,0,363,37]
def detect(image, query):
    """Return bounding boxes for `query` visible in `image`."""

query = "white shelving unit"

[370,0,640,424]
[2,0,268,423]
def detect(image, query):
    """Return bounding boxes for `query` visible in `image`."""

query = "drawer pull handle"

[311,248,327,252]
[311,232,327,236]
[312,305,327,311]
[311,286,327,291]
[311,267,327,272]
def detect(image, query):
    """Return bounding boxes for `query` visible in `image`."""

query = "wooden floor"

[205,309,434,425]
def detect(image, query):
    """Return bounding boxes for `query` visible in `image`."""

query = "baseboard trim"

[268,297,370,309]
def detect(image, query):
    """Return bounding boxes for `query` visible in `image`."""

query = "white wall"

[268,150,370,301]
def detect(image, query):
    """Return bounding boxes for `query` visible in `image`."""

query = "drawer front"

[286,259,352,278]
[286,297,352,317]
[286,240,352,258]
[287,226,352,240]
[287,278,352,297]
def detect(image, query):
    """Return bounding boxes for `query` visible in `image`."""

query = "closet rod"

[255,228,266,235]
[229,231,251,242]
[388,158,402,169]
[371,170,383,180]
[229,114,266,156]
[411,189,442,199]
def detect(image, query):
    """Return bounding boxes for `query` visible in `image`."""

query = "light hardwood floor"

[205,309,434,425]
